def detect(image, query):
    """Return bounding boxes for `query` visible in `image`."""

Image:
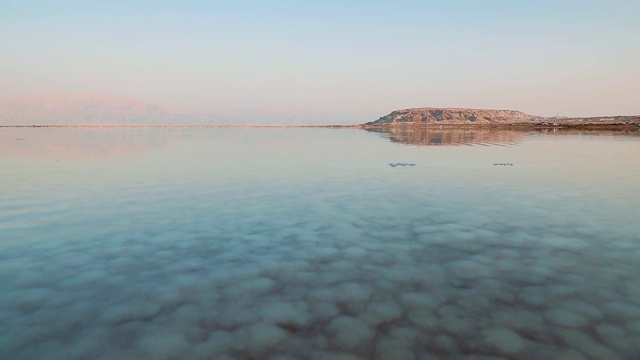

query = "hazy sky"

[2,0,639,119]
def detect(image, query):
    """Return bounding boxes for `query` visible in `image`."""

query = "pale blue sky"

[1,0,639,120]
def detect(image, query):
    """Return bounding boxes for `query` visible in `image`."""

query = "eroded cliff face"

[364,107,640,126]
[366,108,541,125]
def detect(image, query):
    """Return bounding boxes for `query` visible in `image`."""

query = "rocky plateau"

[364,108,640,127]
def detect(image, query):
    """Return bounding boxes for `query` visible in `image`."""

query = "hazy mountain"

[187,107,343,126]
[0,95,180,126]
[0,95,355,126]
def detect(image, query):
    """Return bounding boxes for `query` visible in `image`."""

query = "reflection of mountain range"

[0,128,189,159]
[366,127,640,146]
[0,95,343,126]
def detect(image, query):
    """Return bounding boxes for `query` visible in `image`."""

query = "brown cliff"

[364,107,640,127]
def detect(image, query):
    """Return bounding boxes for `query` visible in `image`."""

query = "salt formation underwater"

[1,128,639,359]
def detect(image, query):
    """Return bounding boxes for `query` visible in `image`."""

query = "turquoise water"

[1,127,639,359]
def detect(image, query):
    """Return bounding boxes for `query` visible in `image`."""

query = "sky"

[1,0,639,121]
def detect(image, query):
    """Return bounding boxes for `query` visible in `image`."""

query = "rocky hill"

[365,107,640,127]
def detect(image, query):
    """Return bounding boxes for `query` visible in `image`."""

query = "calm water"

[1,127,639,360]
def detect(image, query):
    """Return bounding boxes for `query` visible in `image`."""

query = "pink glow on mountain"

[0,94,177,125]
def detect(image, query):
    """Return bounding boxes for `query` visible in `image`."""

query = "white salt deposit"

[375,329,416,360]
[482,327,526,354]
[239,323,288,357]
[363,301,403,326]
[261,302,311,327]
[328,316,374,350]
[135,328,191,359]
[544,309,590,328]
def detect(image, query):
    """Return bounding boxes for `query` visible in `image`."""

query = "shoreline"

[0,124,358,129]
[360,123,640,130]
[1,124,638,130]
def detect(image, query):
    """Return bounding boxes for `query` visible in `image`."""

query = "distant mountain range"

[2,95,638,127]
[365,107,640,126]
[0,95,178,125]
[0,95,343,126]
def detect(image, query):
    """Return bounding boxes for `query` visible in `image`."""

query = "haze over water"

[1,128,639,359]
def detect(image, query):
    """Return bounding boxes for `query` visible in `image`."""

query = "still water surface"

[1,127,639,359]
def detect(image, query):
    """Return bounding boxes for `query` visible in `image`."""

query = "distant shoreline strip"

[0,124,638,129]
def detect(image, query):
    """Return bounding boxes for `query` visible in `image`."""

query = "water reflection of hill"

[366,127,525,146]
[366,127,640,146]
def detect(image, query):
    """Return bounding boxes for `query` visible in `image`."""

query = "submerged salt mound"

[2,209,640,359]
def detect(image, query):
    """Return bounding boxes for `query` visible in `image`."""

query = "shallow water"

[1,127,639,359]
